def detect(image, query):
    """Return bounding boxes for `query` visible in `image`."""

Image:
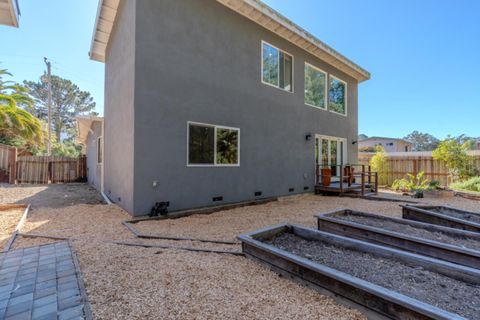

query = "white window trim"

[97,136,102,164]
[304,62,328,110]
[186,121,240,167]
[261,40,294,93]
[328,74,348,117]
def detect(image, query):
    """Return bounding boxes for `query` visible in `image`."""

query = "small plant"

[391,171,431,193]
[450,177,480,193]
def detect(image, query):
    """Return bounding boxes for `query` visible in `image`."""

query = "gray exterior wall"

[104,0,136,212]
[86,121,102,190]
[105,0,361,216]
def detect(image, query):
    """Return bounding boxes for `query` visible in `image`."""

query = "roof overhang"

[89,0,370,82]
[0,0,20,27]
[75,115,103,146]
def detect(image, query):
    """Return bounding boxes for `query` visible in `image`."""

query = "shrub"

[391,171,431,193]
[369,146,389,185]
[450,177,480,193]
[432,139,472,181]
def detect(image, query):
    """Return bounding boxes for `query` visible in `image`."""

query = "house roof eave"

[89,0,370,82]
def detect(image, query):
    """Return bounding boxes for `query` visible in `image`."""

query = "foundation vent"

[212,196,223,202]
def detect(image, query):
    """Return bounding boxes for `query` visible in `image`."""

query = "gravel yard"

[1,184,479,319]
[0,208,24,248]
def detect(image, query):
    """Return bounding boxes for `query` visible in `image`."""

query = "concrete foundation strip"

[1,203,31,252]
[122,221,239,245]
[111,240,244,256]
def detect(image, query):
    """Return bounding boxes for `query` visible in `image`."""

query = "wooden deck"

[315,164,378,196]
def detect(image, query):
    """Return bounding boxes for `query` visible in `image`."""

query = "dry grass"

[2,185,479,320]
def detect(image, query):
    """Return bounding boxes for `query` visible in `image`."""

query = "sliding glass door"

[315,135,347,181]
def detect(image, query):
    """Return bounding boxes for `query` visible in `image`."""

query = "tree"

[403,131,440,151]
[432,138,472,182]
[23,75,96,142]
[0,69,43,144]
[358,134,368,141]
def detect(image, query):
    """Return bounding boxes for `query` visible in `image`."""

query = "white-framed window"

[97,136,102,164]
[304,63,327,109]
[328,75,347,116]
[187,122,240,166]
[261,41,293,92]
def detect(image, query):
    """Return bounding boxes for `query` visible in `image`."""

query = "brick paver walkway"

[0,241,92,320]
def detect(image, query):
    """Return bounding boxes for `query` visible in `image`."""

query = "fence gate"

[0,144,17,184]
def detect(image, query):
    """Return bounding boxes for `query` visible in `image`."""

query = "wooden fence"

[358,151,480,186]
[0,144,16,184]
[15,155,87,184]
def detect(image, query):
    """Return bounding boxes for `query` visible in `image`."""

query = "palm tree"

[0,69,43,143]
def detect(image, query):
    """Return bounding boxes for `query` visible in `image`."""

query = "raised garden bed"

[402,205,480,233]
[315,209,480,269]
[239,224,480,320]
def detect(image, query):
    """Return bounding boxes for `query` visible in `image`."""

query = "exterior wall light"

[305,133,312,141]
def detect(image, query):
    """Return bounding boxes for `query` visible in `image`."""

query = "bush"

[432,139,472,181]
[369,146,389,185]
[450,177,480,193]
[391,171,431,193]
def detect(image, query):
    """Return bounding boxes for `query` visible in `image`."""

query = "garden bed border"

[239,224,474,320]
[402,205,480,233]
[315,209,480,269]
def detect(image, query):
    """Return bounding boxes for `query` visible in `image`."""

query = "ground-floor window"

[188,122,239,166]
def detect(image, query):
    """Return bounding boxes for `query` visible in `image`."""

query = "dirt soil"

[267,232,480,319]
[2,184,480,319]
[431,207,480,224]
[0,208,24,249]
[336,214,480,251]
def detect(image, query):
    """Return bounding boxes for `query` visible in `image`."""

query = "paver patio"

[0,241,91,320]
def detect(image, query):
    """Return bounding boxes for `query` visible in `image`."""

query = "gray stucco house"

[89,0,370,216]
[76,116,103,191]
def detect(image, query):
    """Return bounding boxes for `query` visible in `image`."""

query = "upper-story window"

[188,122,240,166]
[262,41,293,92]
[329,75,347,115]
[304,63,327,109]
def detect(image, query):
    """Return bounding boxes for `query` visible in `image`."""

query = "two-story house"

[89,0,370,216]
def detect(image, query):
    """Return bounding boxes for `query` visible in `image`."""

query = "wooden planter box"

[238,224,477,320]
[402,205,480,233]
[315,209,480,269]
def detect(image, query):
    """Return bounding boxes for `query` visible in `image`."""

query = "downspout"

[100,119,112,205]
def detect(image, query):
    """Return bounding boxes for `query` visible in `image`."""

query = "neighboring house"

[89,0,370,216]
[0,0,20,27]
[359,137,413,152]
[76,116,103,192]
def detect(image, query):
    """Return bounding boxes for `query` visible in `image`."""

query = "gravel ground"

[267,232,480,319]
[1,184,479,319]
[0,208,24,248]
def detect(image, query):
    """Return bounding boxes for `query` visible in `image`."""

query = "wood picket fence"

[16,155,87,184]
[358,151,480,186]
[0,144,87,184]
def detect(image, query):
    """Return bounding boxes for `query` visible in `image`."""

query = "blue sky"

[1,0,479,139]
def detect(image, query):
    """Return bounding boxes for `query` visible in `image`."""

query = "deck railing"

[316,164,378,195]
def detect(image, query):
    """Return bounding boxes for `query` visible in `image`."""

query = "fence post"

[8,147,17,184]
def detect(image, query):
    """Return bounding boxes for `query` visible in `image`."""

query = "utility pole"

[43,58,52,155]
